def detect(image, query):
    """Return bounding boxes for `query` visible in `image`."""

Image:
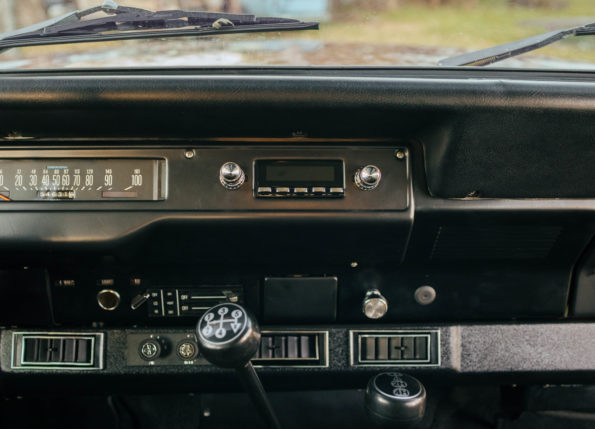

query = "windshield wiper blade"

[0,0,318,54]
[438,22,595,67]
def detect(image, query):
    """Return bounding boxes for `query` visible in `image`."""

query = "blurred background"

[0,0,593,69]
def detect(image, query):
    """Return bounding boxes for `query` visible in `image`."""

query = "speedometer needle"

[0,194,11,202]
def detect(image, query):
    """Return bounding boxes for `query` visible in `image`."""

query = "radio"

[220,159,355,198]
[253,159,345,198]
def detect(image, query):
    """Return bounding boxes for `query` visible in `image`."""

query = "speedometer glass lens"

[0,159,166,201]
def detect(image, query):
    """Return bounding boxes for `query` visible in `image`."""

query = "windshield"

[0,0,593,71]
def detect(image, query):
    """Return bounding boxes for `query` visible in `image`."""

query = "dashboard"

[0,68,594,396]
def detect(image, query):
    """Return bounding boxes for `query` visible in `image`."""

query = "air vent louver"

[12,332,104,370]
[351,330,440,367]
[430,226,562,261]
[252,331,327,367]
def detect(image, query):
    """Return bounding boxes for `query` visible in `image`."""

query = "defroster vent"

[430,225,562,261]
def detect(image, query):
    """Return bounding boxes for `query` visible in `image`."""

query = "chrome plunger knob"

[363,289,388,320]
[355,165,381,190]
[219,162,245,190]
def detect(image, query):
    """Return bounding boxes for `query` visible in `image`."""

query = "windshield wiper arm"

[0,0,318,54]
[438,22,595,67]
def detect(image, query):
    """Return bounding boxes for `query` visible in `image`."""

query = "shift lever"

[196,303,281,429]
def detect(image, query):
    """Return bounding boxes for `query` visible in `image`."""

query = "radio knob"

[355,165,381,190]
[219,162,245,190]
[363,289,388,319]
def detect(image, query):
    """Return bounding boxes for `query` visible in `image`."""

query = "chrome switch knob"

[363,289,388,319]
[219,162,245,190]
[355,165,382,190]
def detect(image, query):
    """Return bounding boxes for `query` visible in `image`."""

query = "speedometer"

[0,159,166,202]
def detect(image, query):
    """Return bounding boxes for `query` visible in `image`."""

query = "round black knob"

[138,337,169,361]
[365,372,426,428]
[196,303,260,368]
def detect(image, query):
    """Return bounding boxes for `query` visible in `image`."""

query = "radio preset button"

[311,187,326,194]
[257,187,272,195]
[275,187,290,194]
[329,187,345,194]
[294,187,308,194]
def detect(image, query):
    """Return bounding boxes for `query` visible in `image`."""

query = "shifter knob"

[365,372,426,428]
[196,302,260,368]
[196,303,281,429]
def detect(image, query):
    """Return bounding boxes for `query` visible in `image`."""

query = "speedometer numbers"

[0,159,165,202]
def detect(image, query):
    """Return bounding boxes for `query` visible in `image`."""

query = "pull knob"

[365,372,426,428]
[363,289,388,319]
[355,165,381,190]
[219,162,245,190]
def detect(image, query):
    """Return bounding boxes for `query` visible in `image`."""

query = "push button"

[275,187,290,194]
[257,187,272,195]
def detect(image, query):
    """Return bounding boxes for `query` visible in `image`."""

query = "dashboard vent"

[252,331,328,367]
[430,225,562,261]
[351,330,440,367]
[12,332,104,370]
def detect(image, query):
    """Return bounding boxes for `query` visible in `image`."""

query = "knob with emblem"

[355,165,382,190]
[196,302,259,368]
[365,372,426,427]
[219,162,246,190]
[138,337,170,361]
[363,289,388,319]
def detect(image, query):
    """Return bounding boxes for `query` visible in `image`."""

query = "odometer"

[0,159,166,201]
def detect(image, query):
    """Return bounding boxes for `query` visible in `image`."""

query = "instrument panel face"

[0,145,410,211]
[0,159,166,201]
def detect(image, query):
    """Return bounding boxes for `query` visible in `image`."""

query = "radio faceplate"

[254,159,345,198]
